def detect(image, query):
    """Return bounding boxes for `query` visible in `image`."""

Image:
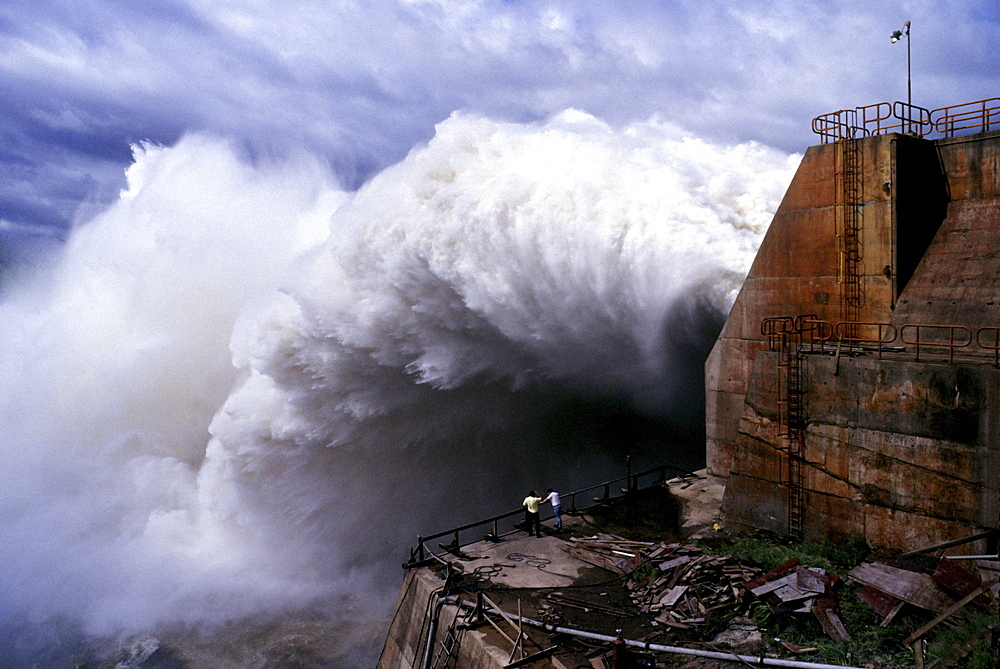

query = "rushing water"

[0,110,796,666]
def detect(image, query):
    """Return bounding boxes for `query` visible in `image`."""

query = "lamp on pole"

[891,21,912,125]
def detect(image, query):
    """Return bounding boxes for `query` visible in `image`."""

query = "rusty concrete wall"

[708,129,1000,549]
[721,352,1000,549]
[707,134,897,477]
[893,131,1000,333]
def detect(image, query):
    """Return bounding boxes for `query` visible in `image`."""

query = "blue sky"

[1,0,997,238]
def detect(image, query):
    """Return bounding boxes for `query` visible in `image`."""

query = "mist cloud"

[1,0,997,236]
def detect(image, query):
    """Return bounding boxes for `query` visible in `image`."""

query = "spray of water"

[0,111,796,664]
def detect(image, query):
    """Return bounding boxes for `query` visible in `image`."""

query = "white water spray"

[0,111,796,664]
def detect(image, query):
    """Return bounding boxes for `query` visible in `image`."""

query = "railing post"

[417,536,425,563]
[486,518,499,542]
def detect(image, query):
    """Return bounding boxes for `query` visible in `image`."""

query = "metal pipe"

[469,602,869,669]
[944,554,1000,560]
[421,594,458,669]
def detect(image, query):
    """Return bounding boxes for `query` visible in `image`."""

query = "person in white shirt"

[543,489,562,530]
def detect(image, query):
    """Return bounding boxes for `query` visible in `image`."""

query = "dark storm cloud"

[1,0,998,235]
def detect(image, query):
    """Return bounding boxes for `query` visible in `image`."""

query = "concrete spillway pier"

[707,100,1000,550]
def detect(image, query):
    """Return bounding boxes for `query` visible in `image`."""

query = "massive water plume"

[0,111,796,666]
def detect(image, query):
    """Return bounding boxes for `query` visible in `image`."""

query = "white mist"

[0,112,796,665]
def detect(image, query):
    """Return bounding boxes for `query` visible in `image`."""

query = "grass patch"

[698,532,871,572]
[925,609,999,668]
[694,534,999,668]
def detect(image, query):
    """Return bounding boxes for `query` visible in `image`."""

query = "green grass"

[695,534,999,668]
[699,533,871,573]
[925,609,999,668]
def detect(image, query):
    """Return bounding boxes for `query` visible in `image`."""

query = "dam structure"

[707,97,1000,550]
[378,98,1000,669]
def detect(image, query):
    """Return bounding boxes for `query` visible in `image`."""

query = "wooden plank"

[933,558,984,601]
[857,584,899,617]
[750,572,798,596]
[912,640,924,669]
[796,566,828,594]
[505,645,558,668]
[903,580,998,645]
[658,555,695,571]
[879,600,905,627]
[659,585,688,607]
[849,562,955,613]
[901,530,999,557]
[744,558,799,590]
[811,603,851,641]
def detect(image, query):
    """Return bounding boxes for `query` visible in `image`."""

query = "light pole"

[891,21,912,126]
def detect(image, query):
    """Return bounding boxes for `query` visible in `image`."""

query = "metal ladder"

[776,324,806,539]
[429,604,474,669]
[838,136,865,332]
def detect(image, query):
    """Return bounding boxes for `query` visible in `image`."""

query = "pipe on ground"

[461,600,869,669]
[420,593,458,669]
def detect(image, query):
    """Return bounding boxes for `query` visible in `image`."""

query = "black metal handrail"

[404,462,693,568]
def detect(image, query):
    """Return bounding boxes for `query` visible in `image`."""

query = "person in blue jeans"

[544,489,562,530]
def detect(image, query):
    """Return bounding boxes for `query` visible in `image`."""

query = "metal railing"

[976,327,1000,368]
[404,462,693,568]
[762,317,997,366]
[932,98,1000,137]
[834,321,897,359]
[900,323,972,364]
[812,97,999,143]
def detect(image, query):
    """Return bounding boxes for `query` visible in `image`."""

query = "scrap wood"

[857,584,903,621]
[658,555,696,572]
[849,562,956,613]
[902,579,998,645]
[629,546,764,632]
[932,558,989,605]
[546,592,635,617]
[752,566,834,609]
[743,558,799,590]
[811,599,850,641]
[658,585,688,607]
[750,572,797,597]
[900,529,999,558]
[504,645,558,668]
[563,544,633,574]
[796,565,830,594]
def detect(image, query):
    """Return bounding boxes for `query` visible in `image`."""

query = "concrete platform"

[378,472,727,669]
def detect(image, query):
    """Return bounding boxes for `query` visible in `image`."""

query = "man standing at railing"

[522,490,543,537]
[544,488,562,530]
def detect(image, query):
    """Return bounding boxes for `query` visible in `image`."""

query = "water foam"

[0,111,796,662]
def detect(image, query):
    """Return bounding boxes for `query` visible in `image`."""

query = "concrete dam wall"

[706,125,1000,550]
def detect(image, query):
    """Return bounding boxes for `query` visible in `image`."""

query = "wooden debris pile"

[562,534,656,574]
[847,541,1000,668]
[564,535,858,640]
[564,535,764,632]
[630,544,762,631]
[745,558,850,640]
[850,550,997,632]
